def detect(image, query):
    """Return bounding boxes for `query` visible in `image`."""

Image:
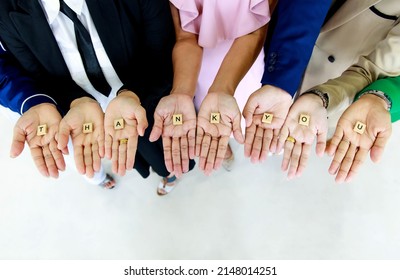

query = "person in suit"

[241,0,331,164]
[277,0,400,180]
[0,0,187,189]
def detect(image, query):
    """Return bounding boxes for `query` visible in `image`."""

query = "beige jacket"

[300,0,400,115]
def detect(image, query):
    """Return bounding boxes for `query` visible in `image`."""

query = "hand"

[57,97,105,178]
[149,94,196,178]
[10,103,65,178]
[196,92,244,175]
[326,94,392,183]
[242,85,292,163]
[277,94,328,179]
[104,91,148,176]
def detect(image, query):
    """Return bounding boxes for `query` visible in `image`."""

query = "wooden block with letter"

[82,122,93,134]
[262,113,273,124]
[37,124,47,136]
[114,118,124,130]
[172,114,183,125]
[298,114,310,126]
[353,121,366,134]
[210,113,220,124]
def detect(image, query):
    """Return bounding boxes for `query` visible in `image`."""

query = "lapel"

[86,0,128,73]
[10,0,69,75]
[322,0,382,32]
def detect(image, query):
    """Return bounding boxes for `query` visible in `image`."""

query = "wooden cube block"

[210,113,220,124]
[299,114,310,126]
[262,113,274,124]
[172,114,183,125]
[114,118,124,130]
[82,122,93,134]
[36,124,47,136]
[353,121,366,134]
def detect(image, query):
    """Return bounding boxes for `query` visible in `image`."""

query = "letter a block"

[262,113,273,124]
[114,118,124,130]
[82,123,93,134]
[353,121,366,134]
[37,124,47,136]
[210,113,220,124]
[172,114,183,125]
[299,114,310,126]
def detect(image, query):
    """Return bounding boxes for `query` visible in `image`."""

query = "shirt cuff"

[20,94,57,114]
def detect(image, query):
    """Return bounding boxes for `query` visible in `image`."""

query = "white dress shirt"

[38,0,123,110]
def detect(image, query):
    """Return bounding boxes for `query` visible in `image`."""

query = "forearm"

[209,25,267,95]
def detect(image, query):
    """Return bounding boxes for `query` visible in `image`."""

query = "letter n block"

[299,114,310,126]
[210,113,220,124]
[353,121,366,134]
[37,124,47,136]
[262,113,273,124]
[114,118,124,130]
[82,123,93,134]
[172,114,183,125]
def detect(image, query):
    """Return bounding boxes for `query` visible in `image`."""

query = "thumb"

[135,106,148,137]
[242,98,257,128]
[57,119,72,151]
[149,112,163,142]
[232,114,244,144]
[10,125,26,158]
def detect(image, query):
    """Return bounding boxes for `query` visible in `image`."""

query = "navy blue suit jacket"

[261,0,332,96]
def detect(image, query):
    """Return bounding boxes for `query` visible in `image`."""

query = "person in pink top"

[150,0,270,191]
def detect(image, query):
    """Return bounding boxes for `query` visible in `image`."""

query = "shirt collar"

[39,0,85,24]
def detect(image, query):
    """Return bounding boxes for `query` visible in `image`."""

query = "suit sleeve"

[261,0,331,96]
[0,44,57,114]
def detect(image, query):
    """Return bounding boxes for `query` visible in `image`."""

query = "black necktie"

[59,0,111,96]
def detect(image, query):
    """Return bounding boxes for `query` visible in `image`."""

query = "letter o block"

[299,114,310,126]
[114,118,125,130]
[172,114,183,125]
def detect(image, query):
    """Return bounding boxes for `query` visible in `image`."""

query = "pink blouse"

[170,0,270,48]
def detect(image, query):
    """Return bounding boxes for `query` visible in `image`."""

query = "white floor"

[1,113,400,260]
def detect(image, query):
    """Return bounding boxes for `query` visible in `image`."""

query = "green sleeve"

[354,76,400,122]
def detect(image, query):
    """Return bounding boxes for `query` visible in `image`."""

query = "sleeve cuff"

[20,94,57,114]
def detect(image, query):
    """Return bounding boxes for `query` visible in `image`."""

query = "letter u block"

[353,121,366,134]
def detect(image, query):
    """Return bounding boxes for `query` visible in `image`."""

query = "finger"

[199,133,211,171]
[214,136,229,170]
[232,114,244,144]
[105,133,113,160]
[91,142,101,173]
[281,138,294,172]
[30,147,49,177]
[84,143,94,178]
[244,123,256,158]
[205,137,219,175]
[134,107,149,137]
[269,128,280,154]
[49,139,65,171]
[162,136,173,173]
[74,144,85,175]
[118,140,127,176]
[328,138,350,175]
[188,128,196,159]
[172,137,182,178]
[111,139,119,174]
[296,143,311,177]
[326,128,344,156]
[316,128,327,157]
[345,147,368,183]
[260,128,273,162]
[250,126,265,163]
[57,120,72,151]
[181,136,190,173]
[42,145,59,178]
[370,129,391,163]
[195,126,204,157]
[335,143,357,183]
[97,133,105,158]
[287,142,302,180]
[127,134,138,172]
[277,126,289,153]
[10,125,26,158]
[149,113,163,142]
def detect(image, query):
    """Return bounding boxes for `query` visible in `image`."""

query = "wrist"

[358,92,390,110]
[302,89,329,109]
[117,89,141,104]
[357,90,391,111]
[70,97,97,108]
[170,87,195,98]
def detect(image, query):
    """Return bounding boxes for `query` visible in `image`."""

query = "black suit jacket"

[0,0,175,114]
